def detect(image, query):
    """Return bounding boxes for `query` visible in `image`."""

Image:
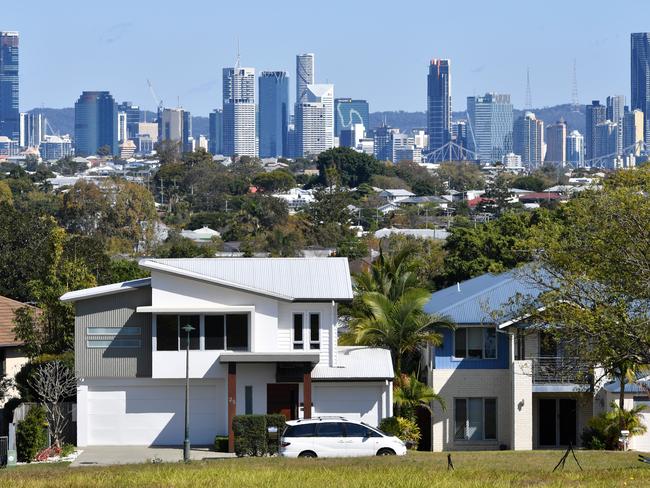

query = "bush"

[379,416,421,449]
[265,414,287,455]
[581,403,648,450]
[213,436,229,453]
[233,415,267,457]
[16,405,48,462]
[60,443,76,457]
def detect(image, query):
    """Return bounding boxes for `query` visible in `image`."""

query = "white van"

[279,417,407,458]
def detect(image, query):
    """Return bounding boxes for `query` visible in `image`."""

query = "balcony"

[530,356,591,385]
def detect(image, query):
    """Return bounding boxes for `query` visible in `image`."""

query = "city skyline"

[4,0,650,116]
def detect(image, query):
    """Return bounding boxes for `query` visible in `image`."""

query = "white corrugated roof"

[140,258,353,301]
[60,278,151,302]
[312,347,394,380]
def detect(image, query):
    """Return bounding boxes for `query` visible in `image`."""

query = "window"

[157,313,249,351]
[87,339,141,348]
[344,423,381,438]
[245,386,253,415]
[539,331,558,357]
[179,315,200,350]
[284,423,316,437]
[454,327,497,359]
[205,315,225,350]
[315,422,345,437]
[87,327,141,336]
[293,313,304,349]
[454,398,497,441]
[309,313,320,350]
[226,314,248,350]
[515,329,526,360]
[157,315,178,351]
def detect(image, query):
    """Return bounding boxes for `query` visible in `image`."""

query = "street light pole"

[182,323,195,462]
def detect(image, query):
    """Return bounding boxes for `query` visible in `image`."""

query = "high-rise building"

[467,93,513,162]
[606,95,625,155]
[585,100,606,161]
[594,120,618,161]
[545,120,567,165]
[134,122,158,155]
[39,134,72,161]
[223,66,257,157]
[0,32,19,141]
[160,108,184,143]
[117,101,140,139]
[623,108,644,155]
[513,112,544,167]
[334,98,369,138]
[631,33,650,140]
[296,84,334,157]
[209,109,223,155]
[296,53,315,104]
[259,71,289,157]
[117,111,128,142]
[74,91,118,157]
[427,59,451,151]
[372,124,398,161]
[340,123,365,149]
[566,130,585,167]
[452,121,467,147]
[182,111,192,153]
[19,112,45,148]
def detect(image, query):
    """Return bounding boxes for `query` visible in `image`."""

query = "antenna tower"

[525,67,532,109]
[571,59,580,112]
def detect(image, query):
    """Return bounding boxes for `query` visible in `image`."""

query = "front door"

[267,384,299,420]
[538,398,577,447]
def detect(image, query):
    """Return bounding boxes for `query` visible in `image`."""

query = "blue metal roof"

[424,268,542,324]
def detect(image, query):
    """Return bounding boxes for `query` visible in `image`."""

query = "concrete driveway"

[71,446,235,467]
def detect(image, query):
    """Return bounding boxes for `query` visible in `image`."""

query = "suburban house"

[423,269,605,451]
[0,295,36,407]
[60,258,394,451]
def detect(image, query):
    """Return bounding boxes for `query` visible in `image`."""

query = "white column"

[76,384,89,447]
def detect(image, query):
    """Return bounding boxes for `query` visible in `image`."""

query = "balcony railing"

[530,356,591,384]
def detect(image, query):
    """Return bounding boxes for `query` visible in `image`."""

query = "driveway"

[71,446,235,467]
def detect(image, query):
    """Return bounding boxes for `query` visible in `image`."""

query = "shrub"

[16,405,48,462]
[379,416,421,449]
[213,436,229,453]
[581,402,647,450]
[60,443,76,457]
[233,415,267,457]
[265,414,287,455]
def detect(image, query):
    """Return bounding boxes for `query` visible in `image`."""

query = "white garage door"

[87,382,222,446]
[313,384,384,426]
[631,401,650,452]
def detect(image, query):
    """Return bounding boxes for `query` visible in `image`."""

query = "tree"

[394,372,445,420]
[0,179,13,206]
[96,145,112,157]
[437,162,485,192]
[511,175,547,192]
[316,147,384,187]
[252,170,296,193]
[59,180,107,234]
[155,140,182,165]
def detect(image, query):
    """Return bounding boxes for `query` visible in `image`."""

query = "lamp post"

[182,323,195,462]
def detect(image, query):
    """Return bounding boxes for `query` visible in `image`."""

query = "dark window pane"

[454,329,466,358]
[539,331,558,356]
[284,423,315,437]
[484,328,497,359]
[467,329,483,359]
[245,386,253,415]
[454,399,467,440]
[484,399,497,440]
[226,314,248,350]
[205,315,225,350]
[293,313,303,348]
[316,422,345,437]
[157,315,178,351]
[344,423,372,437]
[179,315,200,350]
[310,313,320,349]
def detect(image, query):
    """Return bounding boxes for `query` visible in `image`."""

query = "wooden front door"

[267,384,299,420]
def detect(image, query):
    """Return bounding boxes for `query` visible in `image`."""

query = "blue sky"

[5,0,650,115]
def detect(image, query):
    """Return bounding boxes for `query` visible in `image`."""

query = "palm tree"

[341,288,453,376]
[394,372,445,420]
[353,245,420,302]
[605,402,647,441]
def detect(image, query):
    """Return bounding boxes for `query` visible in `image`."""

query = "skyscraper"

[209,109,223,155]
[295,84,334,157]
[0,32,19,141]
[259,71,289,157]
[74,91,118,157]
[513,112,544,167]
[334,98,369,138]
[372,124,398,162]
[606,95,625,155]
[585,100,606,161]
[631,33,650,140]
[427,59,451,151]
[296,53,315,104]
[545,120,567,165]
[467,93,513,162]
[117,101,140,139]
[117,112,128,143]
[623,108,644,155]
[566,130,585,167]
[223,66,257,157]
[19,112,44,148]
[594,120,618,162]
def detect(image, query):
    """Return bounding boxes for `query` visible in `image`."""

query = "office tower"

[39,134,72,161]
[117,111,128,142]
[503,152,522,168]
[631,33,650,140]
[585,100,606,161]
[623,108,644,155]
[296,53,315,103]
[566,130,584,167]
[452,121,467,147]
[391,132,421,163]
[0,136,18,156]
[0,32,19,141]
[259,71,289,157]
[160,108,184,143]
[372,124,398,161]
[196,135,208,151]
[606,95,625,154]
[594,120,618,161]
[545,120,567,164]
[467,93,513,162]
[412,129,428,149]
[513,112,544,167]
[566,130,585,167]
[223,66,257,157]
[427,58,451,150]
[295,84,334,157]
[182,111,192,153]
[209,109,223,155]
[340,124,365,149]
[334,98,370,138]
[19,112,45,148]
[74,91,118,157]
[117,101,140,139]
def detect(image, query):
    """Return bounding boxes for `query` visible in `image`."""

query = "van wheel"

[298,451,317,458]
[376,448,396,456]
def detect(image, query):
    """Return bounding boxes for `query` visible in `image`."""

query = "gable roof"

[0,295,40,347]
[424,268,542,324]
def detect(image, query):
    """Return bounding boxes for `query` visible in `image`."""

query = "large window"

[293,313,304,350]
[179,315,200,350]
[205,315,225,350]
[155,314,203,351]
[309,313,320,350]
[204,314,249,351]
[455,398,497,441]
[454,327,497,359]
[292,312,321,350]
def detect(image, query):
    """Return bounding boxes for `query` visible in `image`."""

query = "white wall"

[312,382,392,428]
[0,349,28,406]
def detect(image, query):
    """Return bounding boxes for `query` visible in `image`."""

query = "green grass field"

[2,450,650,487]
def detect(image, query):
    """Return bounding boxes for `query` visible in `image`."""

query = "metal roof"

[424,268,542,324]
[139,258,353,301]
[60,278,151,302]
[312,347,394,380]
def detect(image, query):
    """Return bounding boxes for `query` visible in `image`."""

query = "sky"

[5,0,650,116]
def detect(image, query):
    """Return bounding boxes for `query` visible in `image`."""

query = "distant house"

[378,189,415,203]
[272,188,315,212]
[180,226,221,243]
[374,227,449,241]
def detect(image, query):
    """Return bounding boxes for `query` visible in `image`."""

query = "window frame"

[156,313,250,352]
[309,312,321,350]
[87,326,141,336]
[292,313,304,350]
[452,326,498,360]
[454,397,498,442]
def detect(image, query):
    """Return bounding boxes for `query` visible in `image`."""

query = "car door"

[314,422,348,457]
[343,422,380,457]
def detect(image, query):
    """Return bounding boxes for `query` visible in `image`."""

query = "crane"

[146,79,164,121]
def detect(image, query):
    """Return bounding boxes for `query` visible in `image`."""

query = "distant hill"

[29,103,586,140]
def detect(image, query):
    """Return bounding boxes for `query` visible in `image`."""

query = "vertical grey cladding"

[75,288,152,377]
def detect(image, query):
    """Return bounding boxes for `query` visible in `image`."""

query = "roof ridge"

[0,295,39,309]
[431,272,517,314]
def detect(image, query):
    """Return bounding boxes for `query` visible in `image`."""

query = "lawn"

[2,451,650,487]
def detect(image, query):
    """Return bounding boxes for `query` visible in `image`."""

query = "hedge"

[16,405,48,462]
[232,414,287,457]
[213,436,229,453]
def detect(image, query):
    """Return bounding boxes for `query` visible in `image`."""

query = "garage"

[631,398,650,452]
[312,383,387,426]
[85,380,224,446]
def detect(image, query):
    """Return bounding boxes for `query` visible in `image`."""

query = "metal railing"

[530,356,591,384]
